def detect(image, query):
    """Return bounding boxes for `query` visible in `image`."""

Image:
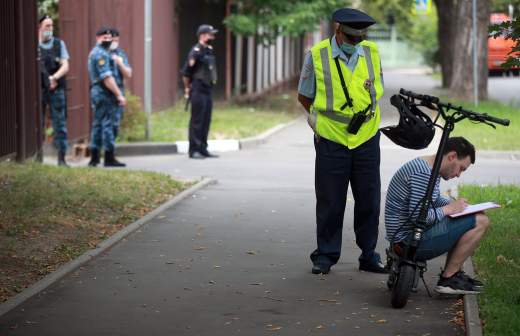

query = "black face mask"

[206,38,214,46]
[100,40,112,49]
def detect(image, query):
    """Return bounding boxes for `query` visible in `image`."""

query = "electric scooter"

[386,89,510,309]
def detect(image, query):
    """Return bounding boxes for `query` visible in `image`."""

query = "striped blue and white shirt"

[385,157,450,243]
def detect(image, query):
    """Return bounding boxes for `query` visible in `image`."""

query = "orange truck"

[488,13,518,75]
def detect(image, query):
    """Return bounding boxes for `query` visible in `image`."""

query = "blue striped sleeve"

[408,172,445,225]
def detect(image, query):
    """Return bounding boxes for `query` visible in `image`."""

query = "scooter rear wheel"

[391,263,415,308]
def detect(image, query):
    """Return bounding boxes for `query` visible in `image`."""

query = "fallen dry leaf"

[317,299,338,303]
[266,326,282,331]
[496,255,507,263]
[315,325,325,329]
[376,319,387,324]
[246,250,257,255]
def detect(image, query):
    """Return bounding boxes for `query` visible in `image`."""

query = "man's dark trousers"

[189,81,213,155]
[42,88,68,153]
[310,131,381,268]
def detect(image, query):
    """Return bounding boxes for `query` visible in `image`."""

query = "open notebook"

[449,202,501,218]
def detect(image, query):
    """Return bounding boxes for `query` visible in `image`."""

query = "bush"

[118,91,147,141]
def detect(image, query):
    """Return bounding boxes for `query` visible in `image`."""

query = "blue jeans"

[415,215,476,261]
[42,88,68,152]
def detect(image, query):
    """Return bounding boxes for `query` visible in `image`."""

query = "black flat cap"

[332,8,376,29]
[96,27,112,36]
[196,24,218,36]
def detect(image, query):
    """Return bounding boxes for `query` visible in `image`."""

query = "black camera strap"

[333,57,354,111]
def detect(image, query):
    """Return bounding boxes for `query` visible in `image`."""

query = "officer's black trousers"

[310,132,381,267]
[189,89,212,154]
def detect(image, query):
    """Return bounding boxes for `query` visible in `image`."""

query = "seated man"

[385,137,489,294]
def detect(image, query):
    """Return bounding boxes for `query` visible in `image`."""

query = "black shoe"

[104,151,126,167]
[88,149,100,167]
[201,150,219,158]
[454,270,484,289]
[311,264,331,274]
[58,151,69,167]
[435,273,482,295]
[189,151,206,159]
[359,253,388,274]
[359,261,388,274]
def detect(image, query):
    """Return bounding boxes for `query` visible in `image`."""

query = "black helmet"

[381,94,436,150]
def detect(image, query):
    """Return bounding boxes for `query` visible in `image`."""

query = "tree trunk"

[477,0,491,100]
[449,0,490,100]
[434,0,457,88]
[450,1,474,98]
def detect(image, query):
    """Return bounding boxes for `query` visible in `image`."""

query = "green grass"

[119,92,300,142]
[0,162,187,302]
[459,184,520,336]
[448,100,520,151]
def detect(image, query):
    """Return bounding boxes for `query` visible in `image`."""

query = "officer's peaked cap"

[332,8,376,29]
[197,24,218,36]
[111,28,120,37]
[96,27,112,36]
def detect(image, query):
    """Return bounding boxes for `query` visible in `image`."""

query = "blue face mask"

[340,42,357,55]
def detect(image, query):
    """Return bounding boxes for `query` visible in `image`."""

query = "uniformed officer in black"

[181,24,219,159]
[39,15,70,166]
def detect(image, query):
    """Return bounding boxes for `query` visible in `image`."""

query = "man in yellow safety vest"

[297,8,386,275]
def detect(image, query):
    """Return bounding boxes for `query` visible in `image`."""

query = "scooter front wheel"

[391,263,415,308]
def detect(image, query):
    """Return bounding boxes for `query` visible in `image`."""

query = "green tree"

[361,0,439,69]
[223,0,348,44]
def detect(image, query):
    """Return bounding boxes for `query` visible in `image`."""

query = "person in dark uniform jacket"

[181,24,219,159]
[38,15,70,166]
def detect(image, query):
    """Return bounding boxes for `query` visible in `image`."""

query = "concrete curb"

[0,177,217,317]
[477,150,520,161]
[463,259,483,336]
[115,117,303,156]
[452,185,483,336]
[116,142,178,156]
[239,117,303,150]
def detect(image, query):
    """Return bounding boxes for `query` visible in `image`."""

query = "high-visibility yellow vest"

[310,38,384,149]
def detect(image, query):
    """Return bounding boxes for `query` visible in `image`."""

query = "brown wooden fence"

[0,0,42,161]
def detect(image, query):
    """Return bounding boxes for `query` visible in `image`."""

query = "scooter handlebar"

[399,88,510,126]
[399,89,439,104]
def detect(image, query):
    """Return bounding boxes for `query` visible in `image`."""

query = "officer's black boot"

[104,150,126,167]
[88,149,100,167]
[58,151,69,167]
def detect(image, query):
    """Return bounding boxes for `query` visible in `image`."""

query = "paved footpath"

[2,72,519,335]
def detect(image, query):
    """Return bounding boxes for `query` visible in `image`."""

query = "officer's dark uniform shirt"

[88,45,115,98]
[181,43,217,94]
